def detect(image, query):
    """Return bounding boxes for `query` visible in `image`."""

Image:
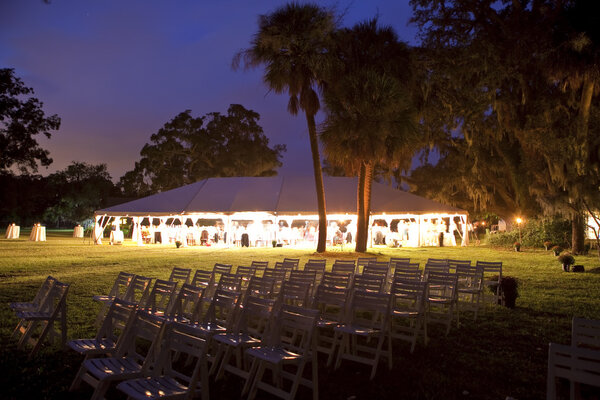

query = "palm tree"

[321,19,420,252]
[233,3,335,252]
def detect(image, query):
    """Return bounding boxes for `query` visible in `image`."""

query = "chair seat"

[117,376,188,400]
[428,297,454,304]
[192,322,227,335]
[392,309,419,317]
[9,302,38,312]
[92,295,115,303]
[68,338,116,355]
[83,357,143,380]
[15,311,52,321]
[316,318,340,328]
[213,332,260,347]
[458,288,480,294]
[246,345,304,364]
[334,324,379,336]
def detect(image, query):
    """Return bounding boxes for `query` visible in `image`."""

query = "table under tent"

[94,176,469,248]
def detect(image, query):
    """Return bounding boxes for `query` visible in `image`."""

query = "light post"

[516,217,522,243]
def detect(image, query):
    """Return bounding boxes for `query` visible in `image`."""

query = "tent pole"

[462,214,469,246]
[93,215,102,245]
[417,215,422,247]
[225,215,231,248]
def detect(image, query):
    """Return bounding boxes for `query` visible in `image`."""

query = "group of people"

[126,216,464,247]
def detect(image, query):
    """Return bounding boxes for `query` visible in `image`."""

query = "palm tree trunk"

[355,162,373,252]
[305,111,327,253]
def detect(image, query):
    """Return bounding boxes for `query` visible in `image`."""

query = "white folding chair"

[10,275,57,313]
[476,260,503,304]
[426,272,459,335]
[68,298,138,364]
[456,264,484,320]
[312,284,349,366]
[117,321,210,400]
[333,290,393,379]
[70,310,166,399]
[243,304,319,400]
[14,280,70,358]
[572,317,600,350]
[547,343,600,400]
[390,279,428,352]
[212,295,276,380]
[92,271,135,327]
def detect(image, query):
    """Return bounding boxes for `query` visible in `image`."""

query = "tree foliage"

[408,0,600,252]
[118,104,285,196]
[321,18,420,252]
[0,68,60,173]
[43,162,115,226]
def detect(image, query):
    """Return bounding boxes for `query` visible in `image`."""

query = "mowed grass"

[1,230,599,400]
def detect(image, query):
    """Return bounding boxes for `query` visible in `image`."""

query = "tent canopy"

[96,176,466,217]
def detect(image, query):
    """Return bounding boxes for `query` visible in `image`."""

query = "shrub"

[557,252,575,266]
[486,218,570,248]
[552,245,564,256]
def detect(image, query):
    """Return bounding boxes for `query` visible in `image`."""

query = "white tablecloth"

[29,225,46,241]
[5,224,20,239]
[110,230,124,245]
[73,225,84,238]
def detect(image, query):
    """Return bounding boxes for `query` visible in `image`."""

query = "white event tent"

[94,176,469,247]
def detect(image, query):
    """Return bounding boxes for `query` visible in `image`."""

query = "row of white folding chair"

[71,308,211,400]
[92,272,154,326]
[71,286,242,398]
[547,317,600,400]
[11,278,70,358]
[206,292,319,400]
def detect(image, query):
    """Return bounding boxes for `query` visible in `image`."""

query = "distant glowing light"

[516,217,522,224]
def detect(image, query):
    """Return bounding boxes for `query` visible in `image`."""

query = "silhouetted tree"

[0,68,60,174]
[119,104,285,196]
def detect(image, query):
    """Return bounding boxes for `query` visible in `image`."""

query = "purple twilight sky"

[0,0,418,181]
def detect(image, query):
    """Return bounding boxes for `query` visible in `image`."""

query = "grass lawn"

[1,230,599,399]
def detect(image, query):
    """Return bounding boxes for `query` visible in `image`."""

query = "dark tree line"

[1,68,286,227]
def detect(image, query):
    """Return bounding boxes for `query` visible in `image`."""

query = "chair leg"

[29,321,52,359]
[248,361,267,400]
[69,364,87,391]
[312,352,319,400]
[327,331,340,367]
[288,360,307,400]
[334,333,347,370]
[210,344,225,376]
[90,380,111,400]
[17,320,38,350]
[215,346,233,380]
[242,357,259,396]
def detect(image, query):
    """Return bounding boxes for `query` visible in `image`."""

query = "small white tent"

[94,176,468,247]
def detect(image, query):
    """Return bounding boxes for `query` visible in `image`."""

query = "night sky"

[0,1,417,181]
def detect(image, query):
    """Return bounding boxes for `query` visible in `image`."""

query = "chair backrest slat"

[191,269,213,289]
[123,275,153,305]
[321,271,352,289]
[352,274,385,293]
[332,260,356,275]
[168,267,192,285]
[572,317,600,350]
